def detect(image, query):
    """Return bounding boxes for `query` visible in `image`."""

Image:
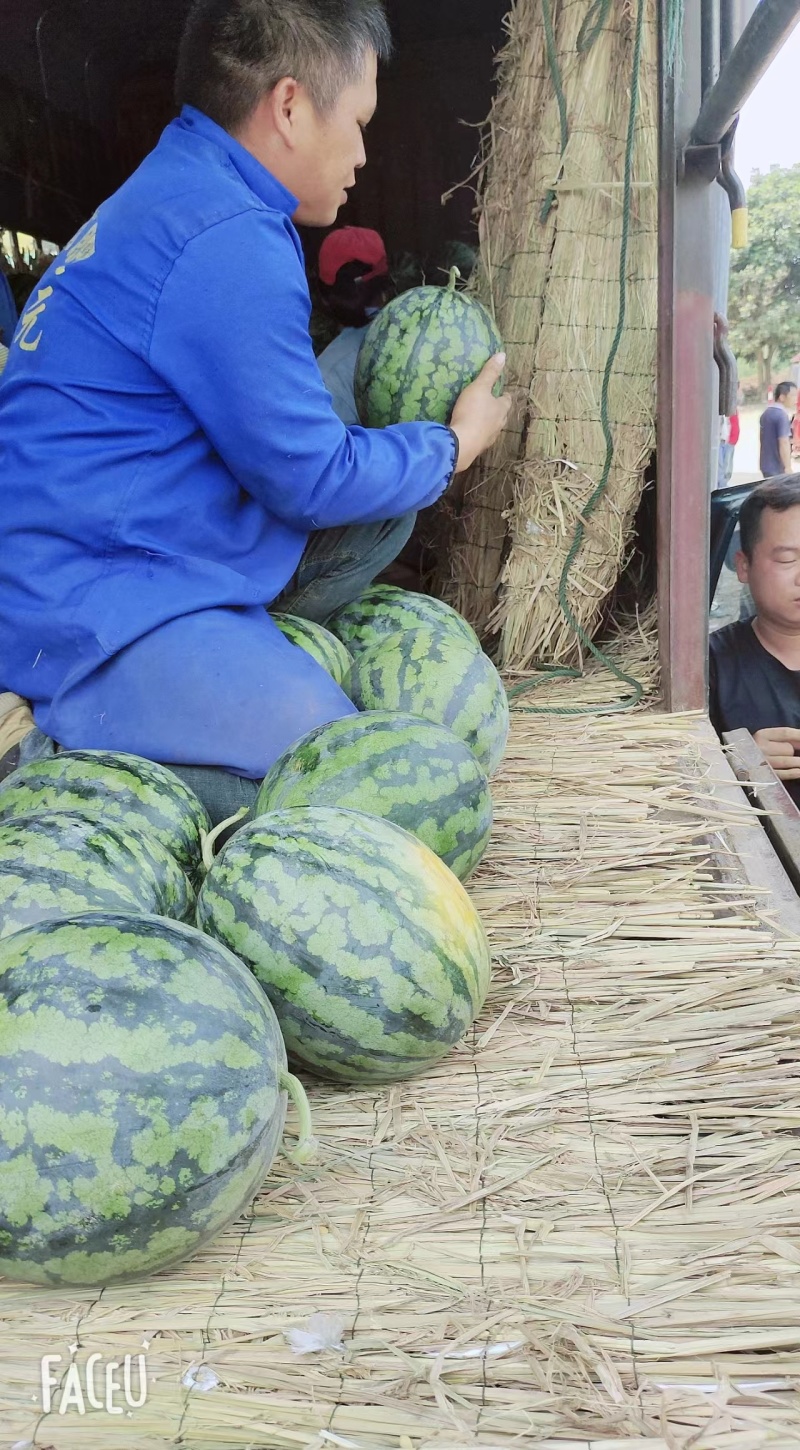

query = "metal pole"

[701,0,721,97]
[659,0,715,712]
[719,0,735,61]
[656,13,677,706]
[692,0,800,145]
[719,0,759,59]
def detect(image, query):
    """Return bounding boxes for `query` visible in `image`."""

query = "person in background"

[760,382,797,478]
[316,225,390,425]
[718,411,739,489]
[710,475,800,804]
[714,406,752,624]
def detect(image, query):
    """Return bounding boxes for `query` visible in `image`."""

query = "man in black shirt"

[710,475,800,803]
[759,382,797,477]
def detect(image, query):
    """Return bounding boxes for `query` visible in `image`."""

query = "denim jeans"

[10,513,416,825]
[273,514,416,623]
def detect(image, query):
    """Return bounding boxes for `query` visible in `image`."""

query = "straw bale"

[436,0,658,670]
[4,699,800,1448]
[504,599,660,713]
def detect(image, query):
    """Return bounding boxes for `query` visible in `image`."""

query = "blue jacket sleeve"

[148,209,458,530]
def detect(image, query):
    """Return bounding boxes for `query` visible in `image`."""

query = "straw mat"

[3,699,800,1448]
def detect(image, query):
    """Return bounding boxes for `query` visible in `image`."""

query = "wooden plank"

[723,728,800,816]
[724,727,800,894]
[694,718,800,938]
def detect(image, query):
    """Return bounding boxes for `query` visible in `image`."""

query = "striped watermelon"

[272,613,353,691]
[0,913,288,1285]
[255,712,492,881]
[197,807,491,1084]
[0,811,193,938]
[350,627,509,777]
[328,584,480,656]
[0,751,210,878]
[355,268,502,428]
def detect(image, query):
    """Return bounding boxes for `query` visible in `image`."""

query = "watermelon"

[0,811,194,938]
[349,627,509,777]
[0,750,210,878]
[255,711,492,881]
[328,583,480,656]
[271,613,353,691]
[0,858,143,941]
[355,267,502,428]
[197,806,492,1084]
[0,913,288,1285]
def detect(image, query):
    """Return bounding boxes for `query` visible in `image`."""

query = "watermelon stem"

[447,266,461,293]
[279,1071,317,1164]
[200,807,249,873]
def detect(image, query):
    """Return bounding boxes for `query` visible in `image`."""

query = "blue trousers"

[18,513,415,826]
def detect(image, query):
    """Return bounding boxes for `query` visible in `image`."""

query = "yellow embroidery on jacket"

[64,222,97,266]
[14,218,97,351]
[17,287,54,352]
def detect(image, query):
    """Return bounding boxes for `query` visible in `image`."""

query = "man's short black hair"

[318,259,392,329]
[740,475,800,559]
[774,381,797,402]
[176,0,391,133]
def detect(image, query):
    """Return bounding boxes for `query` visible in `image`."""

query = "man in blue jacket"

[0,0,509,819]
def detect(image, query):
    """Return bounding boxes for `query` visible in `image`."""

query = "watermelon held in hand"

[271,613,353,691]
[0,811,194,938]
[354,267,503,428]
[197,807,492,1085]
[328,583,480,657]
[255,711,492,882]
[0,750,210,879]
[0,914,296,1286]
[350,627,510,777]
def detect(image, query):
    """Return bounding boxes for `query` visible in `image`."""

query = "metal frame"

[658,0,715,711]
[658,0,800,712]
[655,10,677,703]
[701,0,721,97]
[692,0,800,146]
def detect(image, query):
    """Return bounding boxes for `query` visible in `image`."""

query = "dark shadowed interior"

[0,0,507,259]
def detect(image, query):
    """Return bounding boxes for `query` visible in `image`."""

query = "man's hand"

[450,354,512,474]
[753,726,800,781]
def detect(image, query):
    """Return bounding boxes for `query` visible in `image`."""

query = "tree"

[727,165,800,396]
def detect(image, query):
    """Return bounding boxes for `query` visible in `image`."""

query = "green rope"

[540,0,569,221]
[511,0,648,716]
[665,0,684,79]
[576,0,611,54]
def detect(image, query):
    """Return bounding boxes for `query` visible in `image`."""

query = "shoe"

[0,743,20,782]
[0,693,35,781]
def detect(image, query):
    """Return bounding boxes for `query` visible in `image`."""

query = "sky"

[735,21,800,188]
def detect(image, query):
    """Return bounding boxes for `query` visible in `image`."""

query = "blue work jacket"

[0,107,457,777]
